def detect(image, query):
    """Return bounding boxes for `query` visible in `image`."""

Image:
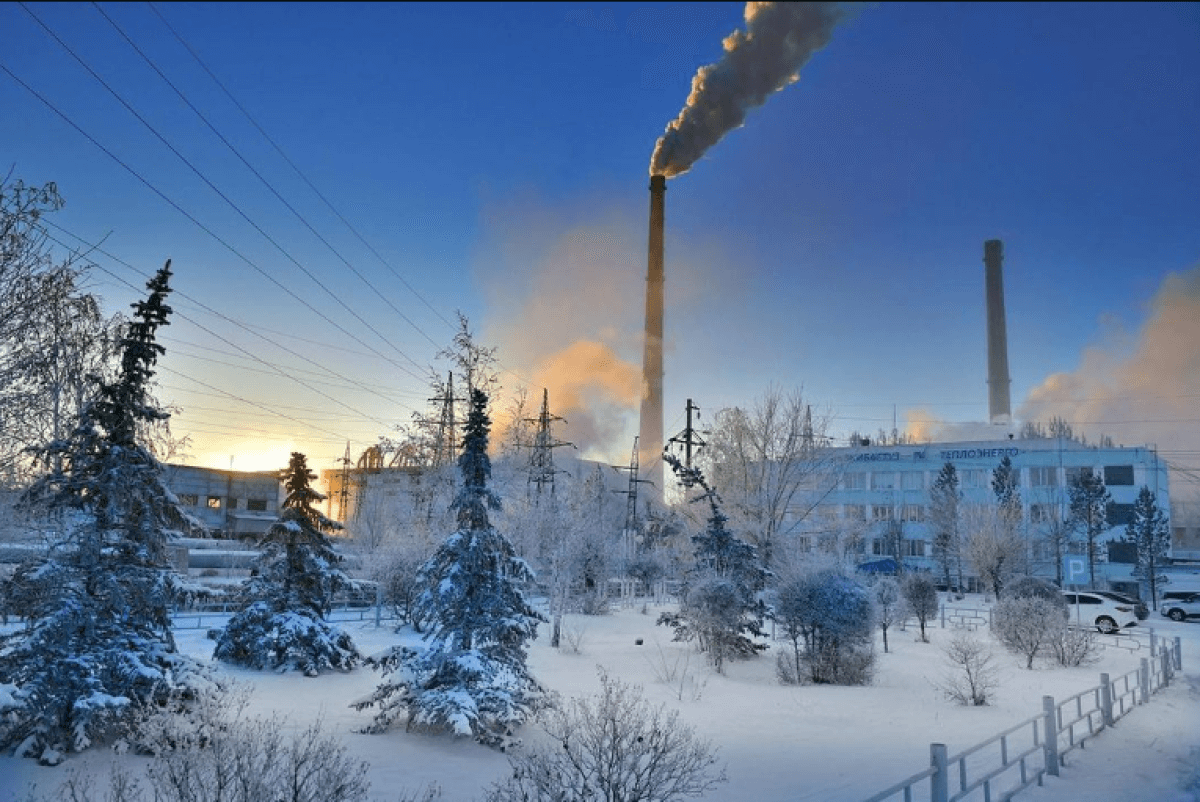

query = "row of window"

[835,501,1136,527]
[841,465,1136,492]
[177,494,270,512]
[793,536,928,557]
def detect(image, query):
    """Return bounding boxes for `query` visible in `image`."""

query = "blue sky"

[2,2,1198,486]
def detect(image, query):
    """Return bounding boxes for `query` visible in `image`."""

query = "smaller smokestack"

[983,239,1011,424]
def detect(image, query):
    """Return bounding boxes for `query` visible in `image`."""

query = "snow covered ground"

[3,594,1198,802]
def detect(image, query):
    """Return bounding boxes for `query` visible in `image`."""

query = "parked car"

[1092,590,1149,620]
[1160,594,1200,622]
[1062,591,1139,634]
[1161,590,1200,605]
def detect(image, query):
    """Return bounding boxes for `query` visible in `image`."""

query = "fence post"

[940,603,946,629]
[1139,658,1150,704]
[1099,673,1113,728]
[1042,696,1059,777]
[1175,637,1183,671]
[1161,646,1171,687]
[375,583,382,628]
[1149,628,1157,660]
[930,743,949,802]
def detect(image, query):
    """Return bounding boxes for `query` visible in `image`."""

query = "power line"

[93,1,444,354]
[16,2,430,385]
[146,0,455,332]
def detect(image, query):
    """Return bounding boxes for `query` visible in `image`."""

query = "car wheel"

[1096,616,1118,634]
[1168,609,1185,622]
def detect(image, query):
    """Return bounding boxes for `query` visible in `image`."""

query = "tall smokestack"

[984,239,1011,424]
[639,175,666,499]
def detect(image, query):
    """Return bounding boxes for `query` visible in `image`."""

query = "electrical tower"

[428,371,458,468]
[336,441,352,522]
[666,398,706,474]
[613,436,652,560]
[525,388,574,502]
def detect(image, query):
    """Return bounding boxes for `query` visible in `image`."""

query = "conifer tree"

[929,462,962,592]
[1068,469,1111,588]
[1126,486,1170,609]
[657,453,767,672]
[353,389,544,748]
[0,262,220,764]
[214,452,360,675]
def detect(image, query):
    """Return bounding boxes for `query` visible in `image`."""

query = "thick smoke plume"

[650,1,851,178]
[904,265,1200,502]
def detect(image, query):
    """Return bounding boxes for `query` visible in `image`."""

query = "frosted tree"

[768,567,874,685]
[0,262,221,764]
[901,573,938,643]
[1068,468,1111,588]
[214,452,360,675]
[872,576,902,654]
[1127,486,1170,609]
[353,389,545,749]
[928,462,962,592]
[657,454,767,672]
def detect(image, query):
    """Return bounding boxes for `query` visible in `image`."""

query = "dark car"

[1093,590,1149,621]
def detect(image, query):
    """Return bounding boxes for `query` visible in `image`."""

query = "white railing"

[861,638,1182,802]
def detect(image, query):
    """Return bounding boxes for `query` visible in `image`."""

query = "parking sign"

[1063,556,1087,586]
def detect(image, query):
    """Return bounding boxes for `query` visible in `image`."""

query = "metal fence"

[861,638,1183,802]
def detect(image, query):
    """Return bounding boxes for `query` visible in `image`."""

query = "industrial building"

[798,437,1172,593]
[161,464,282,538]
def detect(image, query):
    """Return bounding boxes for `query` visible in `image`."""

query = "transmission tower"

[336,441,352,522]
[666,398,706,473]
[428,371,458,468]
[525,388,574,502]
[612,436,652,560]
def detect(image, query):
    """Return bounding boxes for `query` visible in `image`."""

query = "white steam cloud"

[650,1,853,178]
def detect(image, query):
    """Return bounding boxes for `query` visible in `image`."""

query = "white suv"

[1160,594,1200,622]
[1062,591,1139,634]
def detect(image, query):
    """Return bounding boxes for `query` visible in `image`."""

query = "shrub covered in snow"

[769,568,875,685]
[214,452,360,675]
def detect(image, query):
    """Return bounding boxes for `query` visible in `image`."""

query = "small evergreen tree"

[929,462,962,592]
[353,389,544,749]
[656,454,767,672]
[1127,486,1170,609]
[214,452,360,675]
[0,262,221,763]
[1068,469,1111,587]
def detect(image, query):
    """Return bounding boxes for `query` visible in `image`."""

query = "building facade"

[792,438,1171,592]
[161,464,282,538]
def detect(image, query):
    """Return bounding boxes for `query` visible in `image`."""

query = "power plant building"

[794,437,1172,593]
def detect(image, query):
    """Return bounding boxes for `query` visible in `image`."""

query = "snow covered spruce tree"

[213,452,360,675]
[657,454,767,673]
[353,389,545,749]
[0,262,221,764]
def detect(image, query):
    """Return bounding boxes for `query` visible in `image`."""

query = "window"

[818,535,836,553]
[872,505,894,521]
[1066,466,1093,485]
[841,473,865,491]
[905,539,925,557]
[1029,467,1058,487]
[796,536,812,553]
[901,504,925,522]
[178,493,199,506]
[247,499,268,512]
[1104,465,1134,486]
[1107,502,1135,527]
[961,469,987,489]
[845,504,866,521]
[901,471,925,491]
[1030,504,1056,524]
[872,539,888,556]
[871,472,896,491]
[206,496,222,509]
[227,498,238,510]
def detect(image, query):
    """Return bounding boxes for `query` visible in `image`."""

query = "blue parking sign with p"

[1063,556,1087,586]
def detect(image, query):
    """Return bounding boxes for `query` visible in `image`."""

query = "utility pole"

[525,388,574,502]
[336,441,352,522]
[666,398,706,472]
